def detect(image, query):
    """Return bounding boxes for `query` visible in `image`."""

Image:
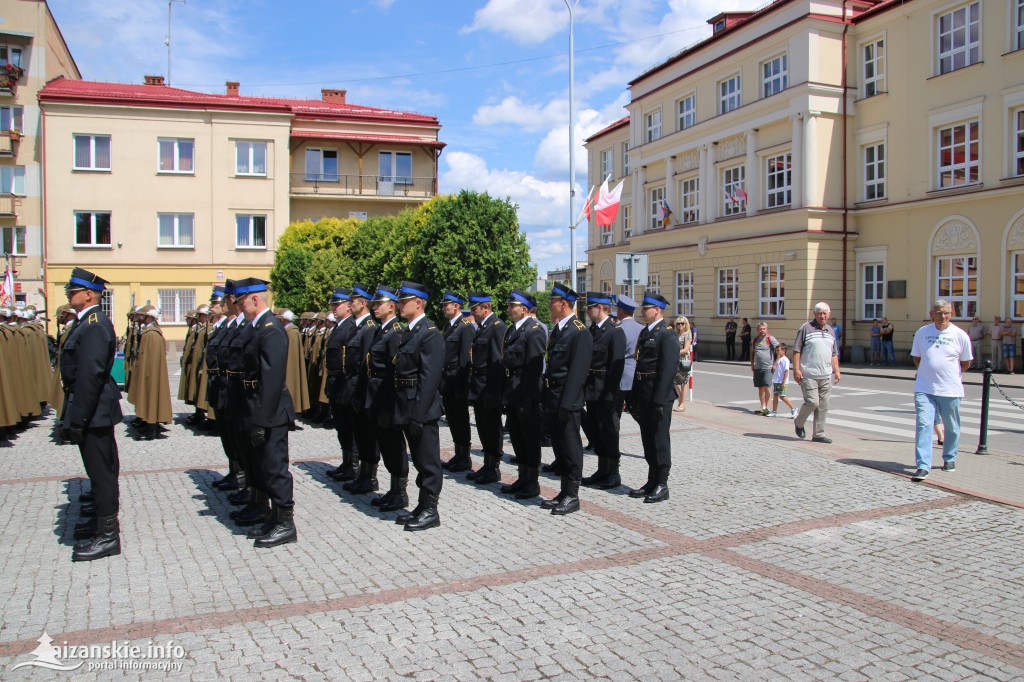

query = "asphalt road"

[688,362,1024,454]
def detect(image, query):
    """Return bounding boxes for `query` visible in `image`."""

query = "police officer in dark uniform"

[392,281,445,531]
[439,292,475,473]
[581,292,626,489]
[60,268,123,562]
[204,286,237,486]
[364,285,409,512]
[466,292,506,484]
[627,292,679,503]
[323,288,359,481]
[498,289,546,499]
[341,284,379,492]
[540,283,593,515]
[234,278,297,547]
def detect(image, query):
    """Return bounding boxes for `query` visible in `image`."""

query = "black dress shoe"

[643,484,669,503]
[628,483,653,499]
[371,489,394,507]
[403,495,440,532]
[254,507,297,548]
[73,518,98,540]
[234,507,271,527]
[597,473,621,490]
[379,488,408,512]
[795,424,806,439]
[811,436,833,444]
[540,493,564,509]
[348,476,379,494]
[72,515,121,562]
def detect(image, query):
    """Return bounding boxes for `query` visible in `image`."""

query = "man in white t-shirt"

[910,300,973,481]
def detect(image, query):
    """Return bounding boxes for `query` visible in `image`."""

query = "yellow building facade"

[586,0,1024,359]
[40,78,443,342]
[0,0,80,310]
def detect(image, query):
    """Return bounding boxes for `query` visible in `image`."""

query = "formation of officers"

[46,264,682,561]
[0,303,55,441]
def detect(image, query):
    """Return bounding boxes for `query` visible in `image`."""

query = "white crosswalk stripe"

[829,409,1003,437]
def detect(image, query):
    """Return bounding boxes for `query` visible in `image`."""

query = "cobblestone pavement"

[1,374,1022,679]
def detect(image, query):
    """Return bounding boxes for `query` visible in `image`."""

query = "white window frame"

[1011,251,1024,320]
[934,255,978,319]
[679,176,699,224]
[717,267,739,317]
[645,110,662,143]
[677,94,696,131]
[379,150,413,185]
[622,142,631,176]
[764,153,792,209]
[235,141,267,177]
[1014,108,1024,178]
[100,289,114,320]
[722,165,746,216]
[0,166,25,195]
[936,2,981,75]
[305,147,339,181]
[719,74,741,114]
[646,273,661,295]
[599,148,612,181]
[675,271,694,317]
[759,264,785,318]
[157,289,196,326]
[74,211,112,248]
[235,214,267,250]
[761,54,788,98]
[862,37,886,98]
[157,138,194,174]
[0,105,23,133]
[157,213,195,249]
[862,262,886,319]
[73,134,112,171]
[0,46,24,69]
[621,204,632,240]
[648,186,665,230]
[1016,0,1024,51]
[1,225,26,256]
[600,222,613,246]
[936,119,980,189]
[863,142,886,200]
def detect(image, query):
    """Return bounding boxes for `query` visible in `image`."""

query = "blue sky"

[49,0,760,274]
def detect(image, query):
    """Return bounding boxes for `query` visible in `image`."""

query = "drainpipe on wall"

[841,0,850,358]
[40,106,49,334]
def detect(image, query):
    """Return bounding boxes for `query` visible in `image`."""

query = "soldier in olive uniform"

[392,281,445,531]
[439,292,475,473]
[60,268,123,562]
[323,289,359,481]
[466,293,506,484]
[498,290,546,499]
[540,283,593,515]
[339,284,379,488]
[582,292,626,490]
[626,292,679,503]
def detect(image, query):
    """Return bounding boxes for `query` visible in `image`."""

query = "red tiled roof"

[290,130,446,148]
[585,116,629,144]
[38,77,440,125]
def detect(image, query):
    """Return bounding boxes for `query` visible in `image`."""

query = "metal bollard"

[975,360,992,455]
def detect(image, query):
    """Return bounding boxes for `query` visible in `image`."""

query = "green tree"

[278,216,361,252]
[305,249,353,311]
[269,248,313,312]
[271,217,361,310]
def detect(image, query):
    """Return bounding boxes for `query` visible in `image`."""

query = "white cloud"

[472,96,568,132]
[462,0,567,45]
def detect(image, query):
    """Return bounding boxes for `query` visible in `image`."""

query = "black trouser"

[376,420,408,479]
[726,334,736,360]
[580,405,597,445]
[585,399,620,462]
[546,407,583,481]
[235,418,264,494]
[740,338,750,361]
[353,408,379,469]
[473,403,504,458]
[507,403,541,467]
[79,426,119,516]
[217,409,239,465]
[331,399,354,454]
[441,392,471,447]
[403,419,442,496]
[256,423,293,508]
[635,401,672,486]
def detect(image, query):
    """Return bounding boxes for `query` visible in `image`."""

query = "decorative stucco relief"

[932,220,978,254]
[716,136,745,162]
[678,151,700,172]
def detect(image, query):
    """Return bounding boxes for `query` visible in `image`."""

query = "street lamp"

[565,0,580,294]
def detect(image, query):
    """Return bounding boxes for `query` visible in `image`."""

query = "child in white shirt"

[770,344,797,418]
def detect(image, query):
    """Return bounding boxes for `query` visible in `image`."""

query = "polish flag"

[594,179,624,227]
[575,185,595,226]
[0,269,13,306]
[735,186,748,203]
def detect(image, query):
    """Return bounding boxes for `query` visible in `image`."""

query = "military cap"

[326,313,337,323]
[616,294,638,313]
[371,284,399,303]
[549,282,579,304]
[641,292,669,309]
[506,289,534,308]
[461,309,473,318]
[185,309,197,320]
[272,307,285,316]
[330,288,352,303]
[442,291,467,306]
[223,280,237,297]
[210,286,226,302]
[279,309,295,321]
[467,291,492,307]
[195,304,211,315]
[314,312,327,322]
[232,278,269,295]
[586,291,613,307]
[350,282,374,301]
[299,312,315,321]
[398,280,430,300]
[65,267,108,293]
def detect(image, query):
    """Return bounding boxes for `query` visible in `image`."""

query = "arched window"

[929,217,980,320]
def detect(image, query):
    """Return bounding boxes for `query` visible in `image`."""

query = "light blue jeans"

[881,340,896,366]
[914,393,961,471]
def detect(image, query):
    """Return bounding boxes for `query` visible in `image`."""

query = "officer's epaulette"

[367,320,377,328]
[612,321,621,328]
[530,322,541,330]
[461,317,473,325]
[264,321,274,327]
[390,322,402,332]
[426,325,437,331]
[88,313,99,324]
[573,319,586,330]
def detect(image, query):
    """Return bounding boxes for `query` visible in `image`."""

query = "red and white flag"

[575,185,595,226]
[0,269,13,306]
[594,179,624,226]
[735,186,748,203]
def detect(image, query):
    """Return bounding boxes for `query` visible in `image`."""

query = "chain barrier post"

[975,359,991,455]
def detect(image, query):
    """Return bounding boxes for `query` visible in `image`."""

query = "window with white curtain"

[74,134,111,171]
[157,213,195,248]
[675,271,693,317]
[236,141,267,176]
[158,138,194,173]
[717,268,739,317]
[935,255,977,319]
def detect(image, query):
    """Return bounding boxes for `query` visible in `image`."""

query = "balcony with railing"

[290,173,436,199]
[0,194,18,217]
[0,130,19,156]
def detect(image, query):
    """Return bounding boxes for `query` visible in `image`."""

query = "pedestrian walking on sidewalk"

[793,303,841,443]
[750,323,779,416]
[770,344,796,418]
[910,300,972,482]
[673,317,692,412]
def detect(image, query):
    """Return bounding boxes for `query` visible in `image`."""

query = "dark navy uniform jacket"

[241,310,295,428]
[467,313,506,408]
[542,315,593,413]
[632,319,680,405]
[584,319,626,403]
[441,316,474,399]
[364,317,404,420]
[342,314,377,409]
[393,316,443,425]
[59,305,123,429]
[324,315,356,402]
[501,318,546,409]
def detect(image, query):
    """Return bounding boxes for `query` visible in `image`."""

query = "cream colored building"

[0,0,80,311]
[586,0,1024,360]
[40,78,443,341]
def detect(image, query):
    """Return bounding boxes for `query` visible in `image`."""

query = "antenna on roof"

[165,0,186,86]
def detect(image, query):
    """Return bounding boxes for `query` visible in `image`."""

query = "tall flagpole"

[565,0,580,293]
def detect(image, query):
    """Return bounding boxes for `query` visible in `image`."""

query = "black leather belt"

[635,371,656,379]
[505,368,523,377]
[242,379,259,389]
[544,378,564,388]
[394,377,418,387]
[588,369,606,374]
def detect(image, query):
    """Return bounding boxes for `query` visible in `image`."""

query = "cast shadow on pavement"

[836,458,917,476]
[185,468,249,535]
[293,460,405,522]
[54,477,90,547]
